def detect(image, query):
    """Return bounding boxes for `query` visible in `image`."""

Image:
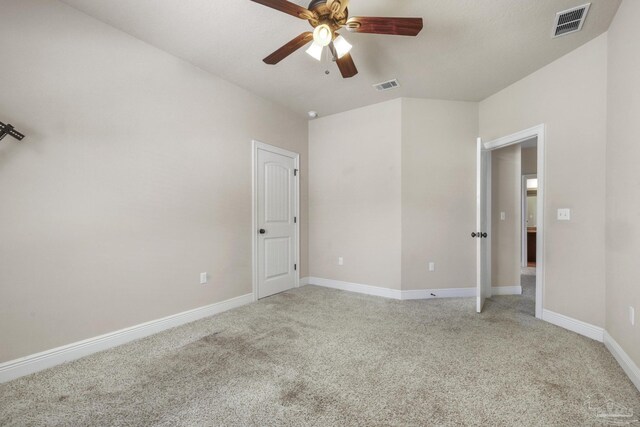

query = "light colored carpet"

[491,274,536,317]
[521,266,536,276]
[1,285,639,426]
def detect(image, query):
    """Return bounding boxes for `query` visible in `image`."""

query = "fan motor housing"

[308,0,326,10]
[307,0,348,28]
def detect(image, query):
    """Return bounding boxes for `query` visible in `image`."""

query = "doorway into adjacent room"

[476,126,545,319]
[518,140,538,317]
[522,174,538,269]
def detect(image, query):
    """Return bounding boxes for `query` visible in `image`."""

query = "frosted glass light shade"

[313,24,333,47]
[306,42,323,61]
[333,35,352,59]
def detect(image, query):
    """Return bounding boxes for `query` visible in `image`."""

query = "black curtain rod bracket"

[0,121,25,142]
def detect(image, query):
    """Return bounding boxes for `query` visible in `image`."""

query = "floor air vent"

[373,79,400,92]
[552,3,591,38]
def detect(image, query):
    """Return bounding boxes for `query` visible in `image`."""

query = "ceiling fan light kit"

[306,42,324,61]
[332,35,352,59]
[313,24,333,46]
[250,0,423,78]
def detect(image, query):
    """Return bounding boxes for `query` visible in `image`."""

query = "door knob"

[259,229,266,234]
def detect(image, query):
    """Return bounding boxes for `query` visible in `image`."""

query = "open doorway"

[489,141,537,317]
[476,125,545,319]
[522,174,538,270]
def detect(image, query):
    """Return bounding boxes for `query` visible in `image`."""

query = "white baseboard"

[604,331,640,392]
[0,293,254,384]
[304,277,475,300]
[3,280,637,395]
[492,285,522,296]
[542,309,604,342]
[402,287,477,300]
[306,277,402,299]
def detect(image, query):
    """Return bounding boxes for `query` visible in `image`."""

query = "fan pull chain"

[324,45,331,75]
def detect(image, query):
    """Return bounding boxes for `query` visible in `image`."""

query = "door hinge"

[294,169,299,176]
[294,264,297,271]
[294,216,297,224]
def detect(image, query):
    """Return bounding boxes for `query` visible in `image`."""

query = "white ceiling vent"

[552,3,591,38]
[373,79,400,92]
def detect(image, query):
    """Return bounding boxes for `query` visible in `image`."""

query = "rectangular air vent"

[552,3,591,38]
[373,79,400,92]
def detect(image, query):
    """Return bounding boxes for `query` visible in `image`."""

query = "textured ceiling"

[60,0,620,117]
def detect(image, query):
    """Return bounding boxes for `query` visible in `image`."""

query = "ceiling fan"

[250,0,423,78]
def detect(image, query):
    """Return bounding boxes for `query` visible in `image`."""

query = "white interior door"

[476,138,492,312]
[256,146,298,299]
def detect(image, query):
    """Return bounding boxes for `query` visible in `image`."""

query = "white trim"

[307,277,522,299]
[482,124,545,320]
[542,309,604,342]
[252,141,258,302]
[483,125,543,150]
[0,293,254,384]
[307,277,402,299]
[406,287,477,299]
[492,286,522,296]
[604,331,640,392]
[305,277,476,300]
[253,140,299,159]
[251,140,300,302]
[535,132,545,320]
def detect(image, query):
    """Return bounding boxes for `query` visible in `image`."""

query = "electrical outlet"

[338,257,344,266]
[557,208,571,221]
[200,272,208,285]
[630,306,635,327]
[428,262,435,272]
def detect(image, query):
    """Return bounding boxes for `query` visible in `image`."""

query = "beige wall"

[606,0,640,366]
[480,34,608,327]
[491,145,521,287]
[0,0,308,363]
[401,98,478,290]
[308,100,402,289]
[521,147,538,176]
[309,98,477,291]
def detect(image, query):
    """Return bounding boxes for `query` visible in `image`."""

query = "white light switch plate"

[630,306,635,326]
[338,257,344,266]
[557,209,571,221]
[500,212,506,221]
[200,273,208,285]
[429,262,435,272]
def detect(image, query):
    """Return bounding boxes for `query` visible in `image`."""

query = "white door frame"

[521,173,537,268]
[483,124,545,319]
[251,140,300,302]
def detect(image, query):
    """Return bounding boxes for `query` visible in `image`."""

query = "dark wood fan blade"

[346,17,423,36]
[250,0,314,20]
[336,53,358,78]
[263,32,314,65]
